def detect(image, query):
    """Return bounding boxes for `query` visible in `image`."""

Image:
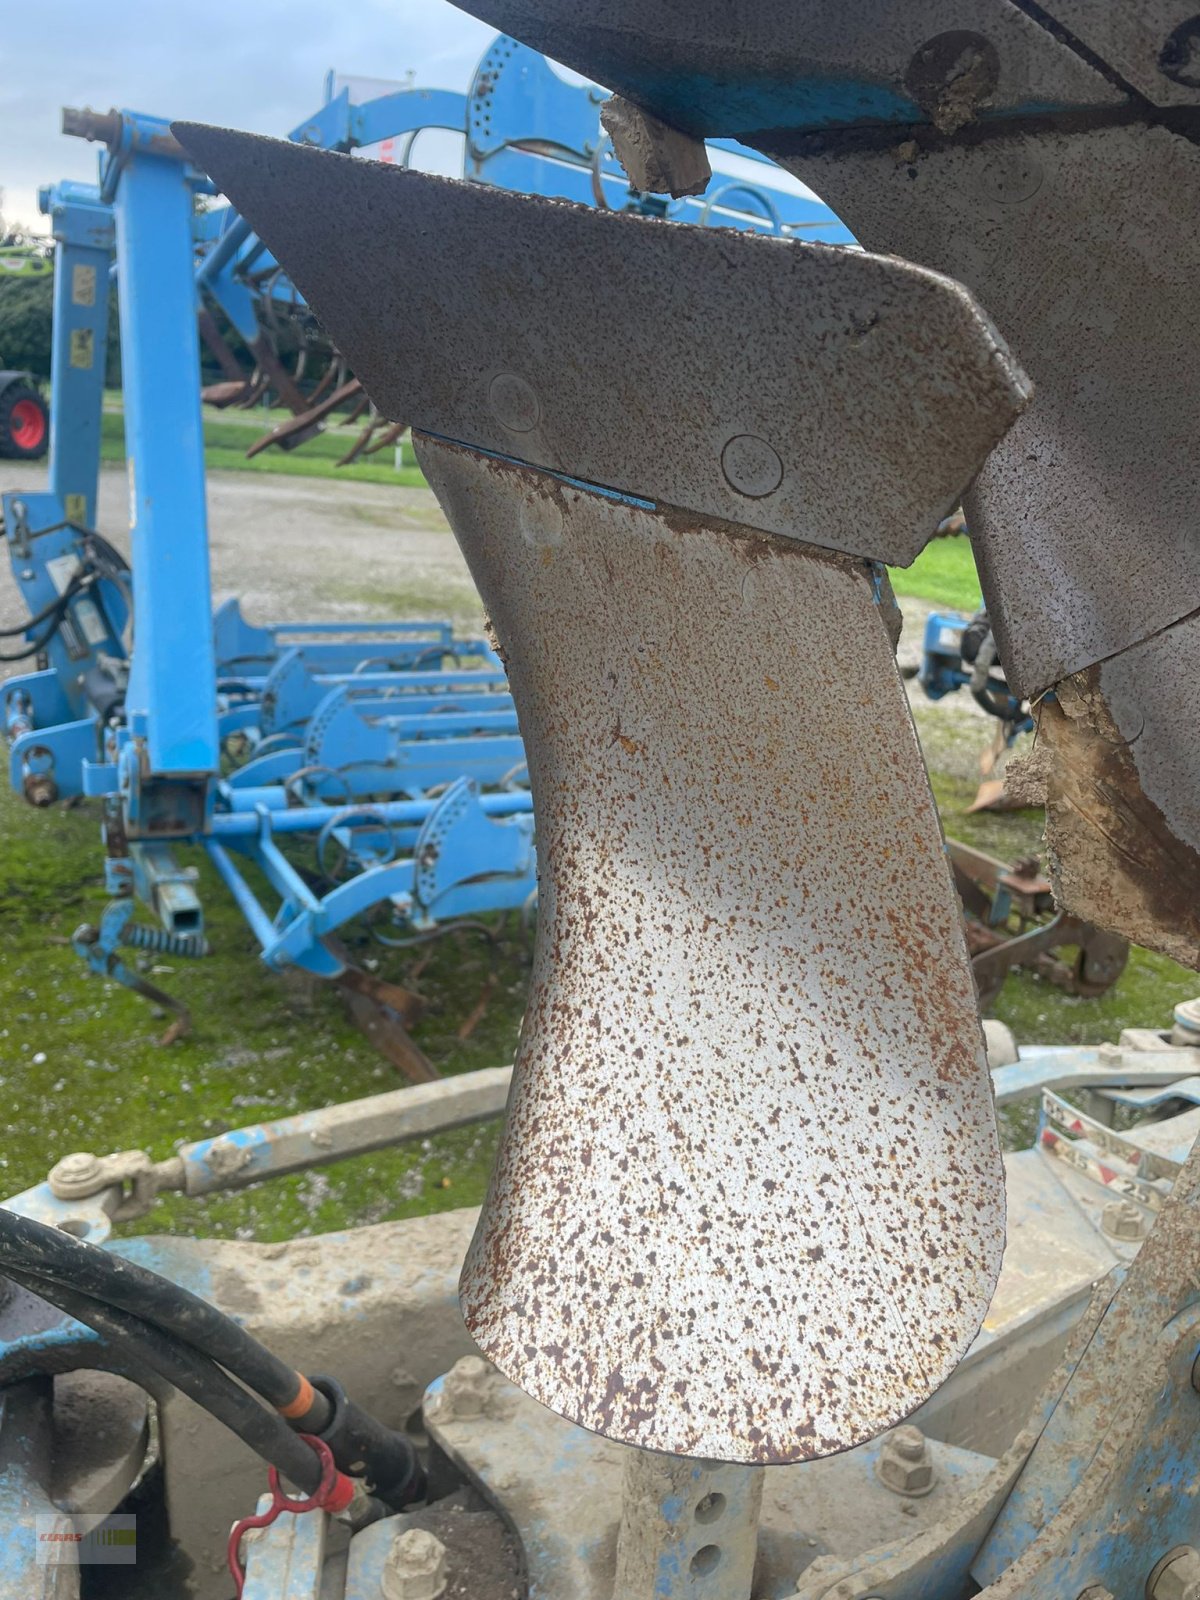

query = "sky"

[0,0,497,232]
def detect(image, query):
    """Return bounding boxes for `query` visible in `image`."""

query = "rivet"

[971,150,1044,206]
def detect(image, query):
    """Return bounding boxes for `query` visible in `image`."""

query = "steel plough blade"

[175,122,1029,1461]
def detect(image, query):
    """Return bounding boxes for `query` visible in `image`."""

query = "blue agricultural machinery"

[1,37,844,1062]
[0,0,1198,1589]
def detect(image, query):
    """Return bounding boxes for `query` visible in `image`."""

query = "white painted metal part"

[170,122,1029,1463]
[423,437,1007,1463]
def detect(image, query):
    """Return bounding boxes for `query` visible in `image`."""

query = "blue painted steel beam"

[109,122,219,775]
[37,182,114,527]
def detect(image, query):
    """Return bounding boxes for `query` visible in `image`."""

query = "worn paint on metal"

[422,1,1124,134]
[170,122,1029,568]
[418,437,1005,1463]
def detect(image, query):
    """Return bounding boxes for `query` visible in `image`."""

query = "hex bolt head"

[1101,1199,1149,1241]
[876,1425,935,1497]
[428,1354,493,1422]
[380,1527,448,1600]
[49,1152,103,1198]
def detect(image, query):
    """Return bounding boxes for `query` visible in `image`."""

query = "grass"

[0,779,528,1243]
[99,404,428,489]
[888,535,982,613]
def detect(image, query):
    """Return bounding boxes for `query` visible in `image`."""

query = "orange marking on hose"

[277,1375,315,1419]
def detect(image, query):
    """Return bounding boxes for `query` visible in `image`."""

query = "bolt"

[49,1152,102,1199]
[23,772,57,808]
[1161,19,1200,88]
[876,1425,935,1497]
[488,372,540,434]
[904,31,1000,134]
[1101,1199,1148,1242]
[1077,1587,1114,1600]
[380,1528,448,1600]
[429,1354,493,1422]
[1148,1546,1200,1600]
[720,434,783,498]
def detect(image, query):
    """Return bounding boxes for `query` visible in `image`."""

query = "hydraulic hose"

[0,1210,425,1504]
[0,1267,324,1492]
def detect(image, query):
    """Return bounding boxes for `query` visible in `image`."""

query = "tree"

[0,273,53,377]
[0,259,121,384]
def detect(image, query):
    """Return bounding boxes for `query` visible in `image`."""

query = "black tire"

[0,383,49,460]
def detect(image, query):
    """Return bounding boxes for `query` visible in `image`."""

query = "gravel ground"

[3,457,960,703]
[0,461,487,684]
[0,458,1005,791]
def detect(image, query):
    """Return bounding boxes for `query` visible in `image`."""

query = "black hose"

[0,1267,323,1492]
[0,1213,424,1504]
[0,605,75,662]
[0,574,87,638]
[0,1210,309,1415]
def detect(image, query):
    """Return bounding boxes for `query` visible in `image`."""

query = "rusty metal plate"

[421,435,1005,1463]
[173,122,1029,568]
[763,119,1200,698]
[431,1,1123,133]
[420,7,1199,699]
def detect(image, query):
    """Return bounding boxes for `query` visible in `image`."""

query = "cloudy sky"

[0,0,498,231]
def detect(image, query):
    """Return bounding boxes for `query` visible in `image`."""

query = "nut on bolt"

[1101,1198,1149,1241]
[1148,1546,1200,1600]
[49,1152,103,1199]
[427,1354,493,1422]
[22,772,57,808]
[876,1424,935,1497]
[380,1527,448,1600]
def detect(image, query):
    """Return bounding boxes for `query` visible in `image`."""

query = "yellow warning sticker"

[69,328,94,370]
[64,494,86,523]
[71,264,97,307]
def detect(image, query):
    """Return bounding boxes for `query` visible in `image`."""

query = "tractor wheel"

[0,383,49,460]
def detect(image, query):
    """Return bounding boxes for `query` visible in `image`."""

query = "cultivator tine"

[336,964,437,1083]
[245,376,363,458]
[175,123,1028,1462]
[197,307,253,400]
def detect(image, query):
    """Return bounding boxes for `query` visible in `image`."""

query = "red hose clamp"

[227,1434,355,1595]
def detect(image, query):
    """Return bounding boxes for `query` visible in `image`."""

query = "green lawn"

[0,780,527,1243]
[99,403,428,489]
[888,534,982,613]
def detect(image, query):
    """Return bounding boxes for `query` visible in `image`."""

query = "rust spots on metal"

[420,436,1005,1464]
[169,120,1029,568]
